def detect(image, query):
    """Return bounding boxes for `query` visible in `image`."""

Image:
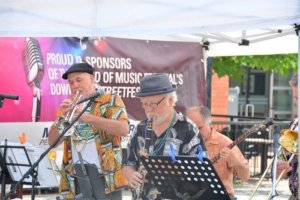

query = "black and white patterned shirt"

[122,112,206,200]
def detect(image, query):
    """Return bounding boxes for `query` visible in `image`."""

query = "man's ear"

[90,74,95,81]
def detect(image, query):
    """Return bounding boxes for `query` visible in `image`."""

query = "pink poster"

[0,37,206,123]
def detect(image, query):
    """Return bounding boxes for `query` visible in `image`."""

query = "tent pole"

[203,46,211,108]
[296,25,300,199]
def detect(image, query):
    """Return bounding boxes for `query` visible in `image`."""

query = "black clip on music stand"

[0,140,36,199]
[3,98,94,200]
[140,145,231,200]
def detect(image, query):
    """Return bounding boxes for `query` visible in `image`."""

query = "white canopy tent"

[0,0,299,56]
[0,0,300,198]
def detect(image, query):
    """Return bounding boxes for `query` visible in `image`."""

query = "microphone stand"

[0,97,4,108]
[270,125,280,200]
[0,95,19,108]
[4,99,94,200]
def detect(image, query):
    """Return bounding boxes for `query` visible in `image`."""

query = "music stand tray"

[140,155,231,200]
[0,143,33,185]
[0,141,58,187]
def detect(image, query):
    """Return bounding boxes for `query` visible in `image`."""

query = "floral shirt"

[54,92,128,199]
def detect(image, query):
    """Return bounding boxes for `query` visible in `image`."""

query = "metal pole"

[269,73,274,118]
[245,68,251,105]
[297,26,300,200]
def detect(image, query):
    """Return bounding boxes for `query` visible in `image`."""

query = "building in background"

[230,70,295,120]
[210,69,295,129]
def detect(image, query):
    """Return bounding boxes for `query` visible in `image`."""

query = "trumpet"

[249,129,298,200]
[54,90,83,136]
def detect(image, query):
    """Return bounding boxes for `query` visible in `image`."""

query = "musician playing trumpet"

[48,63,129,200]
[276,73,298,200]
[186,106,250,200]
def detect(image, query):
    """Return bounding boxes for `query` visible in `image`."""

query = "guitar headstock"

[263,118,273,127]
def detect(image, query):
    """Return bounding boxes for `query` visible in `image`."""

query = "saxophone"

[132,118,152,199]
[132,149,161,200]
[132,156,147,200]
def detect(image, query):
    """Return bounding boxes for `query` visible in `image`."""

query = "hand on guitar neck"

[219,147,248,169]
[211,118,273,164]
[219,147,235,162]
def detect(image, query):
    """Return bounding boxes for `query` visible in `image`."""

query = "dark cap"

[62,63,94,79]
[135,73,177,97]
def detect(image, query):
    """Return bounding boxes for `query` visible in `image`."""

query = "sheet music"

[0,141,58,187]
[26,145,58,187]
[0,142,31,183]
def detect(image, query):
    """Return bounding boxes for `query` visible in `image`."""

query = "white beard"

[149,110,171,126]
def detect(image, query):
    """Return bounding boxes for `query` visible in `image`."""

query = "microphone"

[22,37,44,122]
[76,89,104,105]
[23,37,44,86]
[0,93,19,100]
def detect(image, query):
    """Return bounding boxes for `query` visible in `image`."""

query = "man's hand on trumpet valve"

[73,102,88,121]
[60,98,73,117]
[276,160,292,179]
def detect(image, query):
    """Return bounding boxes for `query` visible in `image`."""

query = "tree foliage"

[212,54,298,79]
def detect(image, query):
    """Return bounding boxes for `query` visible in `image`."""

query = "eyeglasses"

[141,96,166,109]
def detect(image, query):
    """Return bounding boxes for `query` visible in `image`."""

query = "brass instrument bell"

[249,128,298,200]
[279,129,298,155]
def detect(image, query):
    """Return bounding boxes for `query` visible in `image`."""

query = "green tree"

[212,54,298,79]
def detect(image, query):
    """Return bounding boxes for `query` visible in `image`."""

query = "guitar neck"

[211,123,267,164]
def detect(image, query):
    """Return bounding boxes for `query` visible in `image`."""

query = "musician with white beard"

[122,73,206,200]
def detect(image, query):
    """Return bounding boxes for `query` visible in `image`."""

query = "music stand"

[140,155,231,200]
[0,141,59,200]
[3,97,94,200]
[73,163,106,200]
[0,140,35,200]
